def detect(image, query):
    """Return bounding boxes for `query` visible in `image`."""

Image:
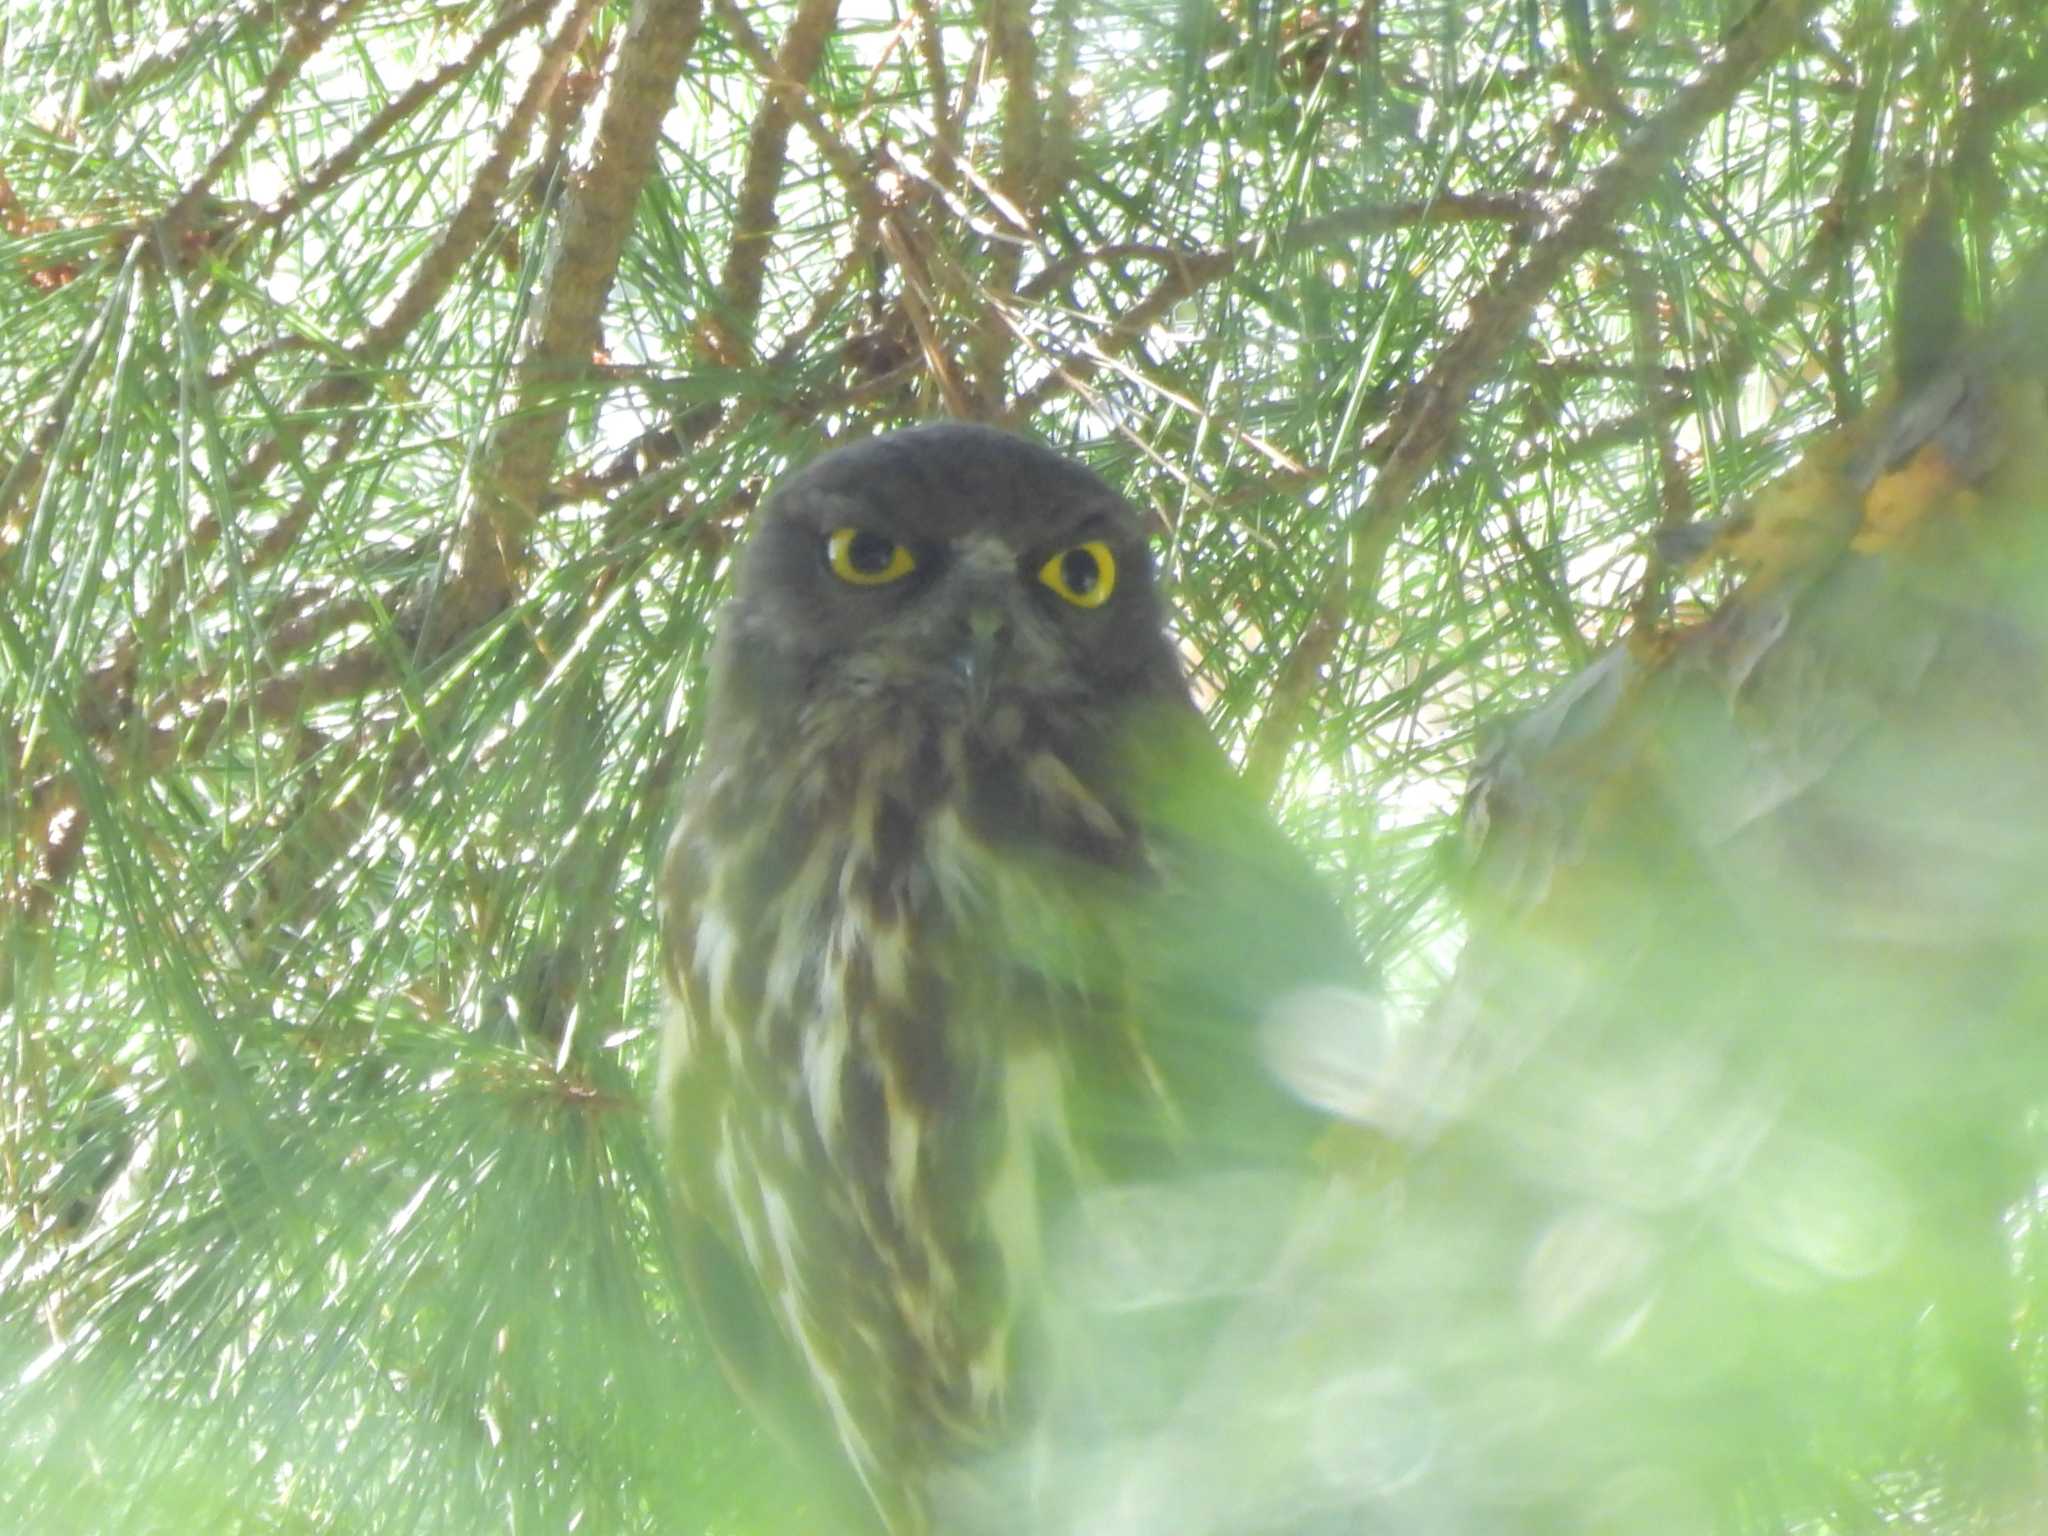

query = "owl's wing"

[1040,704,1376,1187]
[947,705,1378,1533]
[1119,701,1376,1169]
[653,912,892,1535]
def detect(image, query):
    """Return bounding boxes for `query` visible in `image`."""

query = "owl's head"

[710,424,1189,740]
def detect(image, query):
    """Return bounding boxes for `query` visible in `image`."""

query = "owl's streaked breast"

[660,700,1162,1502]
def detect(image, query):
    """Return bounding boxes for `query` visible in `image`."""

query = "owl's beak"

[951,607,1006,710]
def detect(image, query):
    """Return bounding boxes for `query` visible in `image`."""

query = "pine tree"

[4,1,2047,1531]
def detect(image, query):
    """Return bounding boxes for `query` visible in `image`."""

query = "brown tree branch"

[358,2,605,368]
[968,0,1043,407]
[710,0,882,220]
[696,0,844,367]
[548,186,1538,510]
[8,0,615,969]
[905,0,961,187]
[437,0,706,645]
[146,0,603,647]
[711,0,999,417]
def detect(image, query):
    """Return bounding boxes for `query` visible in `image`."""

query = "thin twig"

[1281,192,1548,252]
[905,0,961,187]
[879,214,976,415]
[162,0,371,239]
[1623,253,1693,632]
[1006,247,1234,420]
[0,278,127,566]
[1243,0,1827,797]
[265,0,559,230]
[1009,195,1548,414]
[85,0,287,108]
[763,205,886,371]
[1821,22,1891,420]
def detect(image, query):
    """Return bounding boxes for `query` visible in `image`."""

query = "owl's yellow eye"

[1037,541,1116,609]
[826,527,917,586]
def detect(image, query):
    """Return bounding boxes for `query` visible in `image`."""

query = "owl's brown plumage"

[656,424,1364,1533]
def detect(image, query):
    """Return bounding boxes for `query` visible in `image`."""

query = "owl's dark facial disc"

[711,424,1189,738]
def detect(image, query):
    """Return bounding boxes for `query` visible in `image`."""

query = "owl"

[656,423,1367,1534]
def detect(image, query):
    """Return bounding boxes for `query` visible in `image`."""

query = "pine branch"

[710,0,882,217]
[444,0,707,642]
